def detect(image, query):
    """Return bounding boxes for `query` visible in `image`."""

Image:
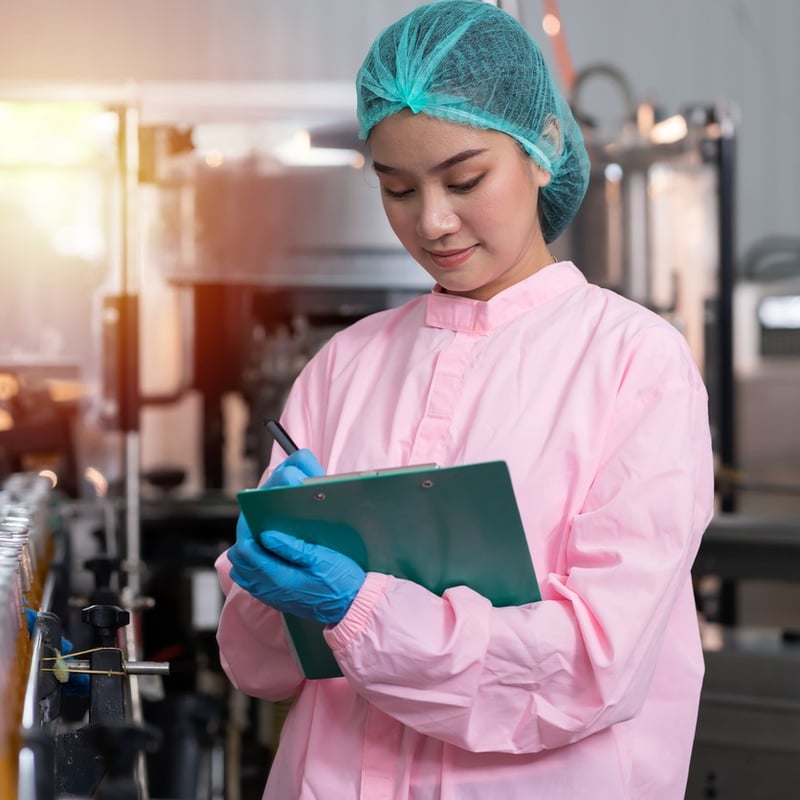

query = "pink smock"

[216,261,715,799]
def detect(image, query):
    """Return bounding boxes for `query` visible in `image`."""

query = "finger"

[262,450,325,488]
[266,464,314,488]
[229,554,279,587]
[289,449,325,478]
[275,465,312,487]
[259,530,315,568]
[274,449,325,479]
[230,546,304,591]
[229,537,270,573]
[264,464,294,488]
[233,536,300,577]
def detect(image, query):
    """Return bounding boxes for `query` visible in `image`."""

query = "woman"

[216,2,714,797]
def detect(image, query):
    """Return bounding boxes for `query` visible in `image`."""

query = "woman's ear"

[541,114,564,157]
[531,160,552,188]
[529,114,563,189]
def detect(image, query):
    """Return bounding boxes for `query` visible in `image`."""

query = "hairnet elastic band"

[422,105,554,174]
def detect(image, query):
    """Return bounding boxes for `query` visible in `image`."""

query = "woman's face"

[369,110,553,301]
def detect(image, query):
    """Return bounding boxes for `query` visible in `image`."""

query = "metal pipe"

[18,569,57,800]
[20,569,56,729]
[716,106,737,513]
[125,432,142,598]
[711,105,739,628]
[51,659,170,676]
[121,586,150,800]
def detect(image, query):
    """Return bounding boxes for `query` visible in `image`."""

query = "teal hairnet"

[356,0,590,243]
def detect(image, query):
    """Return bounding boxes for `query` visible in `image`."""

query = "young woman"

[216,3,714,797]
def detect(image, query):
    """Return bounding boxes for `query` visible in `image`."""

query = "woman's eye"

[450,175,483,193]
[382,186,414,199]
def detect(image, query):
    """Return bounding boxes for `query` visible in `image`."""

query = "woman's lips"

[425,245,477,269]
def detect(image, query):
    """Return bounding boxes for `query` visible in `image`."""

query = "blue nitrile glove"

[25,608,91,696]
[232,446,325,554]
[229,529,365,624]
[263,448,325,488]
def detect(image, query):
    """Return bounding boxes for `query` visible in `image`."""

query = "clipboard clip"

[302,463,437,486]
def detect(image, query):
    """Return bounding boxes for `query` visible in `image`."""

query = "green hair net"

[356,0,590,243]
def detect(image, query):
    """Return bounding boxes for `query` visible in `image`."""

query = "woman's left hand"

[229,526,365,625]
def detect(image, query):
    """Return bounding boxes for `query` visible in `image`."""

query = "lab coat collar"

[425,261,586,333]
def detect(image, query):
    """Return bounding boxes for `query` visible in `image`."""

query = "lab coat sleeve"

[324,327,715,754]
[215,551,305,700]
[214,372,325,701]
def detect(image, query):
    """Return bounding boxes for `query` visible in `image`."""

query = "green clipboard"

[237,460,540,679]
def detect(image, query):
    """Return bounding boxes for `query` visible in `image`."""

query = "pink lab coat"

[216,261,714,799]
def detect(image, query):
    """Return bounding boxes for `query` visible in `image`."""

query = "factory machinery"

[136,84,800,797]
[0,82,424,800]
[2,70,800,798]
[1,472,169,799]
[2,463,240,799]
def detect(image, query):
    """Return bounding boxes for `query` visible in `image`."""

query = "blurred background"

[1,1,798,798]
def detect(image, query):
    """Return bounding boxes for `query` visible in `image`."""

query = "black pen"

[264,418,299,457]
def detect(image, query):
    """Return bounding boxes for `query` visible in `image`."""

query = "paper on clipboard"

[237,460,540,679]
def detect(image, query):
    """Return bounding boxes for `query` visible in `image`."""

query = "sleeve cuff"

[324,572,390,652]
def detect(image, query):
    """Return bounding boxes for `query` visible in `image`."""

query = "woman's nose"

[416,193,460,240]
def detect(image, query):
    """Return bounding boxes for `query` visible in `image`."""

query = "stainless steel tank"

[146,142,431,292]
[554,103,725,377]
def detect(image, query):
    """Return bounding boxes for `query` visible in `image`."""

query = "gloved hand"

[234,447,325,548]
[262,448,325,488]
[25,608,91,696]
[229,528,366,624]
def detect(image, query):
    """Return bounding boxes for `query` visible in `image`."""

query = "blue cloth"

[25,607,91,696]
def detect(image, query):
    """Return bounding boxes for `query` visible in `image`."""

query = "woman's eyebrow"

[372,148,488,175]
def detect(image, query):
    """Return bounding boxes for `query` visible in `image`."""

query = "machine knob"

[84,555,121,589]
[84,556,122,604]
[81,604,130,646]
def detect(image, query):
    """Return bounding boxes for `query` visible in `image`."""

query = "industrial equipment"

[4,472,167,799]
[733,235,800,500]
[555,65,737,483]
[2,66,799,798]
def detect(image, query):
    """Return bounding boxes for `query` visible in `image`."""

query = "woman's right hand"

[261,449,325,488]
[235,447,325,548]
